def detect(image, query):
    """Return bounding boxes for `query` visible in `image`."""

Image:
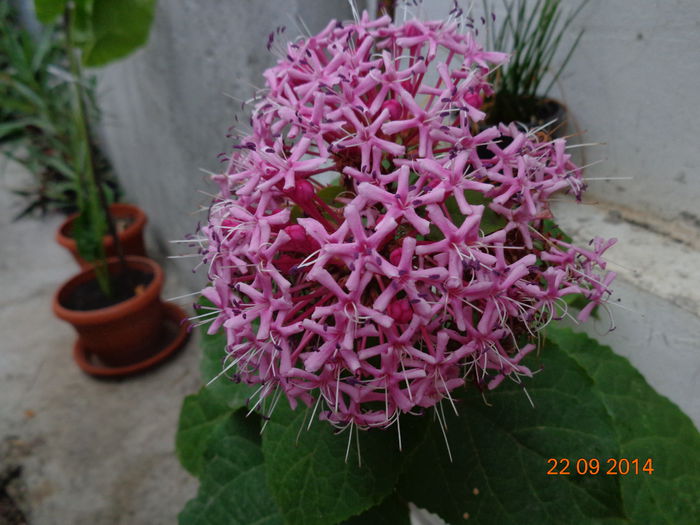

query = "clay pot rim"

[72,302,190,377]
[53,255,163,326]
[480,95,568,130]
[55,202,147,250]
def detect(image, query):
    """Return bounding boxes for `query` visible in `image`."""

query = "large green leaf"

[181,321,422,524]
[178,308,700,525]
[82,0,156,67]
[200,327,227,378]
[179,411,283,525]
[176,388,240,477]
[33,0,67,24]
[398,329,700,525]
[262,399,426,525]
[176,326,256,475]
[398,340,625,525]
[546,327,700,524]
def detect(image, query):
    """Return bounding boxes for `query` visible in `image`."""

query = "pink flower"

[197,11,616,429]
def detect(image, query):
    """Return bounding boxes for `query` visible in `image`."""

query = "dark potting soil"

[477,135,514,159]
[62,268,153,311]
[485,96,565,131]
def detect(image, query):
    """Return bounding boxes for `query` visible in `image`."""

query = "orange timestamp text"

[546,458,654,476]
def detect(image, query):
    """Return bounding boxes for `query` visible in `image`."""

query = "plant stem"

[65,7,129,296]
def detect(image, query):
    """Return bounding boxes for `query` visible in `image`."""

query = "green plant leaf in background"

[82,0,156,67]
[33,0,156,67]
[33,0,67,24]
[316,180,344,205]
[71,198,106,262]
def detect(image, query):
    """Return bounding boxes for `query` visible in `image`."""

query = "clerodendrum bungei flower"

[196,10,616,431]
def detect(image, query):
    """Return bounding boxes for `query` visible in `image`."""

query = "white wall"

[560,0,700,229]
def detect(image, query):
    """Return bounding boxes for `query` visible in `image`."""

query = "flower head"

[197,11,615,429]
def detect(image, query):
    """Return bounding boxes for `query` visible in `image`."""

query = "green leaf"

[81,0,156,67]
[72,205,106,263]
[262,399,425,525]
[33,0,67,24]
[199,323,256,406]
[340,493,411,525]
[176,388,240,477]
[179,411,283,525]
[541,218,572,243]
[71,0,95,48]
[546,327,700,524]
[562,293,599,319]
[317,182,344,205]
[444,190,507,236]
[176,323,258,476]
[398,340,626,525]
[200,327,227,382]
[0,119,42,140]
[399,328,700,525]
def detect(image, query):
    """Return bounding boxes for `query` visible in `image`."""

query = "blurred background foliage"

[0,1,118,219]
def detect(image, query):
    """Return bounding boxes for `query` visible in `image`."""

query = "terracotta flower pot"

[526,97,568,139]
[56,202,147,268]
[482,96,568,139]
[53,256,165,367]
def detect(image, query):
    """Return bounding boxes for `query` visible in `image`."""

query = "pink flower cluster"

[198,12,616,429]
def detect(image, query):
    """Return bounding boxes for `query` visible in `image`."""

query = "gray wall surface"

[96,0,364,289]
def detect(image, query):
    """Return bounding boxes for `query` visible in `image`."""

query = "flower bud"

[381,99,403,120]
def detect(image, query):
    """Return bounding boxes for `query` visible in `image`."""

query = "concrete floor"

[0,161,200,524]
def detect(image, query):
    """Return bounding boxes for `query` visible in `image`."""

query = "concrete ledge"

[552,197,700,427]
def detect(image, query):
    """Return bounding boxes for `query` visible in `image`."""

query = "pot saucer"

[73,302,191,377]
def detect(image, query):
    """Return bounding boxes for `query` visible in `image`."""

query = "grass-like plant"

[482,0,589,125]
[30,0,157,296]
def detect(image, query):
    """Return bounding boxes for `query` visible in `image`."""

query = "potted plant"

[39,0,189,376]
[480,0,589,135]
